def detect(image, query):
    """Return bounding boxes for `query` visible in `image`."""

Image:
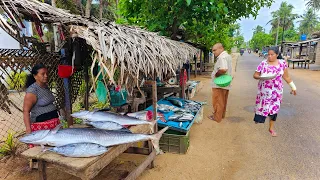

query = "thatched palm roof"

[0,0,198,86]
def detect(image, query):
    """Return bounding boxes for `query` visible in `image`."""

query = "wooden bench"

[287,59,311,69]
[21,125,155,180]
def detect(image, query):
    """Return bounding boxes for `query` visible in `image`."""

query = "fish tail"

[150,126,169,154]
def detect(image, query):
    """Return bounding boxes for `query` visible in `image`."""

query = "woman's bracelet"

[288,81,297,91]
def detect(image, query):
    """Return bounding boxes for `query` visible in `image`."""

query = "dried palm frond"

[0,0,198,91]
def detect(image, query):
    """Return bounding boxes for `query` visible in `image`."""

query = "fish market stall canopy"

[0,0,198,86]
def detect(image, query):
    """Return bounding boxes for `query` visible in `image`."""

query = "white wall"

[0,27,20,49]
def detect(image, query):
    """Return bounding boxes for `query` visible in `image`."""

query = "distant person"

[253,47,297,136]
[209,43,232,123]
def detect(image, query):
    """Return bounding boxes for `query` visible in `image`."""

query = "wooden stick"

[124,150,156,180]
[38,160,47,180]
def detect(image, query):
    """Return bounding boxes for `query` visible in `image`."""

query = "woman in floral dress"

[253,47,297,137]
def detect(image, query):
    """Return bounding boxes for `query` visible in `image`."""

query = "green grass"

[0,131,20,157]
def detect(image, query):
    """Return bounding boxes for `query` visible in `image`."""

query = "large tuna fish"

[71,111,156,131]
[85,121,125,131]
[48,143,108,157]
[20,125,169,154]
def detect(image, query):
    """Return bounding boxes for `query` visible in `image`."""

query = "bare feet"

[207,115,214,120]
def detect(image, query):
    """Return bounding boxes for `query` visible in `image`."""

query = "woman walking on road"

[253,47,297,137]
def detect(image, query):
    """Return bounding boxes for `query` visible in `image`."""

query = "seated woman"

[23,64,60,139]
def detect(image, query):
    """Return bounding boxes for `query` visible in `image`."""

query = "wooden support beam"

[124,150,156,180]
[180,68,185,99]
[194,55,197,78]
[150,72,157,168]
[84,54,89,110]
[38,160,47,180]
[199,50,203,75]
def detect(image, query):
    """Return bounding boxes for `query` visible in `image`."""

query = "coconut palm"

[298,8,319,37]
[306,0,320,10]
[253,25,264,35]
[267,2,298,31]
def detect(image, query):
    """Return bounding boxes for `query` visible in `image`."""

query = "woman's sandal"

[269,129,277,137]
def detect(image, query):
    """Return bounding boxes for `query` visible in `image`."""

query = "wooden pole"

[150,72,158,168]
[180,68,185,99]
[152,73,157,129]
[299,44,303,59]
[194,55,197,78]
[84,53,89,110]
[38,160,47,180]
[199,50,203,75]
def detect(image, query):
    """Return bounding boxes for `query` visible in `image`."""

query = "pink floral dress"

[255,60,287,119]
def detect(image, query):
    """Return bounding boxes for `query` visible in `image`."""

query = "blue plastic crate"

[146,98,202,133]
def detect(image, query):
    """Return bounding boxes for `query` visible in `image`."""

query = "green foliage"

[253,25,264,35]
[89,101,110,111]
[6,71,27,90]
[119,0,273,50]
[298,8,319,37]
[56,0,81,14]
[306,0,320,10]
[250,32,274,50]
[267,2,298,31]
[0,131,20,157]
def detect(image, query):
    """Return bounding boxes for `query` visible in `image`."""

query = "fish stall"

[145,97,204,154]
[21,124,159,180]
[2,0,198,179]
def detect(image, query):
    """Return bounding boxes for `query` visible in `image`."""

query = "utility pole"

[275,16,280,46]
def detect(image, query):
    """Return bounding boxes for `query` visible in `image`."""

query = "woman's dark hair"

[25,63,47,88]
[268,46,280,55]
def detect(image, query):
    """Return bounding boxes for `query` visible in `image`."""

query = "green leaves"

[186,0,191,6]
[119,0,273,51]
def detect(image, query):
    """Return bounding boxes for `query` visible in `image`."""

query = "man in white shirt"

[209,43,232,123]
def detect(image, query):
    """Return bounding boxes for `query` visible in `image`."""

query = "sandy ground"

[1,52,320,179]
[0,92,26,138]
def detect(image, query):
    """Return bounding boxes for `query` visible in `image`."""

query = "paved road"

[140,52,320,180]
[225,52,320,179]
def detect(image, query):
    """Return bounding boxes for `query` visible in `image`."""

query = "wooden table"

[287,59,310,69]
[21,125,155,180]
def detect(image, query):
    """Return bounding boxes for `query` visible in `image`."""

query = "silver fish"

[48,143,108,157]
[168,113,194,122]
[85,121,124,131]
[166,98,183,107]
[71,111,155,131]
[126,110,152,120]
[20,125,169,154]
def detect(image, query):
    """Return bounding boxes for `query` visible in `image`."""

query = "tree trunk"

[99,0,103,19]
[85,0,92,18]
[170,16,179,40]
[76,0,84,15]
[203,49,209,63]
[99,0,108,20]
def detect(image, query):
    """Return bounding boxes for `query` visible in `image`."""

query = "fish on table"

[48,143,108,158]
[20,125,169,154]
[71,110,156,131]
[85,121,129,131]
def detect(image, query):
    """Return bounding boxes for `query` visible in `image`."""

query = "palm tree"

[253,25,264,35]
[306,0,320,10]
[267,2,298,31]
[298,8,319,37]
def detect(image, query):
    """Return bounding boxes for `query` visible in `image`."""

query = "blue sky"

[238,0,318,41]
